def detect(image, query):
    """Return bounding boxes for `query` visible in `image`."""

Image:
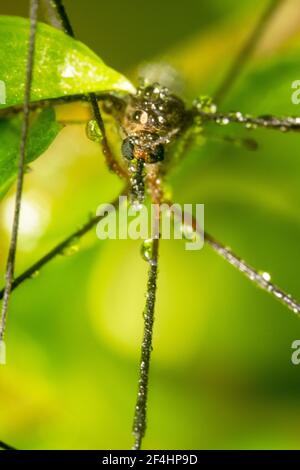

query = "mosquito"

[0,0,299,450]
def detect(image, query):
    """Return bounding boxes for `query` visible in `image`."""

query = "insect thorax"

[121,83,187,163]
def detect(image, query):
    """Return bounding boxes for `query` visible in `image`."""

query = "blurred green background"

[1,0,300,450]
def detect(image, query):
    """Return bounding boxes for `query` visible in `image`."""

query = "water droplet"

[194,96,217,114]
[25,165,33,174]
[30,270,40,279]
[0,340,6,365]
[274,290,283,299]
[141,239,157,265]
[180,223,197,241]
[131,200,143,211]
[86,119,103,142]
[245,122,257,130]
[62,239,80,256]
[216,116,230,126]
[260,271,271,282]
[162,184,173,203]
[130,159,145,205]
[140,111,148,125]
[235,111,244,122]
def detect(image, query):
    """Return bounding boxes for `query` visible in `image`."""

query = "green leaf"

[0,16,135,109]
[0,108,62,199]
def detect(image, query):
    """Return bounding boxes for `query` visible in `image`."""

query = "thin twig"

[0,0,39,342]
[48,0,127,178]
[0,441,17,451]
[193,108,300,133]
[214,0,283,104]
[0,195,124,301]
[132,235,160,450]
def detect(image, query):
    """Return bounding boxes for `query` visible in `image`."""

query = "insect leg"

[46,0,128,179]
[205,231,300,316]
[193,109,300,134]
[169,201,300,316]
[0,191,127,301]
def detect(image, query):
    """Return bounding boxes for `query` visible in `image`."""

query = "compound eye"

[148,143,164,163]
[121,137,134,160]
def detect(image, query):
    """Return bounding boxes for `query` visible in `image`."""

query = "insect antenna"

[0,0,40,355]
[129,159,146,206]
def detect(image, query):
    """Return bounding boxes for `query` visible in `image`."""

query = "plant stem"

[0,0,39,342]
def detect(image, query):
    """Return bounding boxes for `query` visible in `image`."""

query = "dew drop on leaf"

[141,239,157,265]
